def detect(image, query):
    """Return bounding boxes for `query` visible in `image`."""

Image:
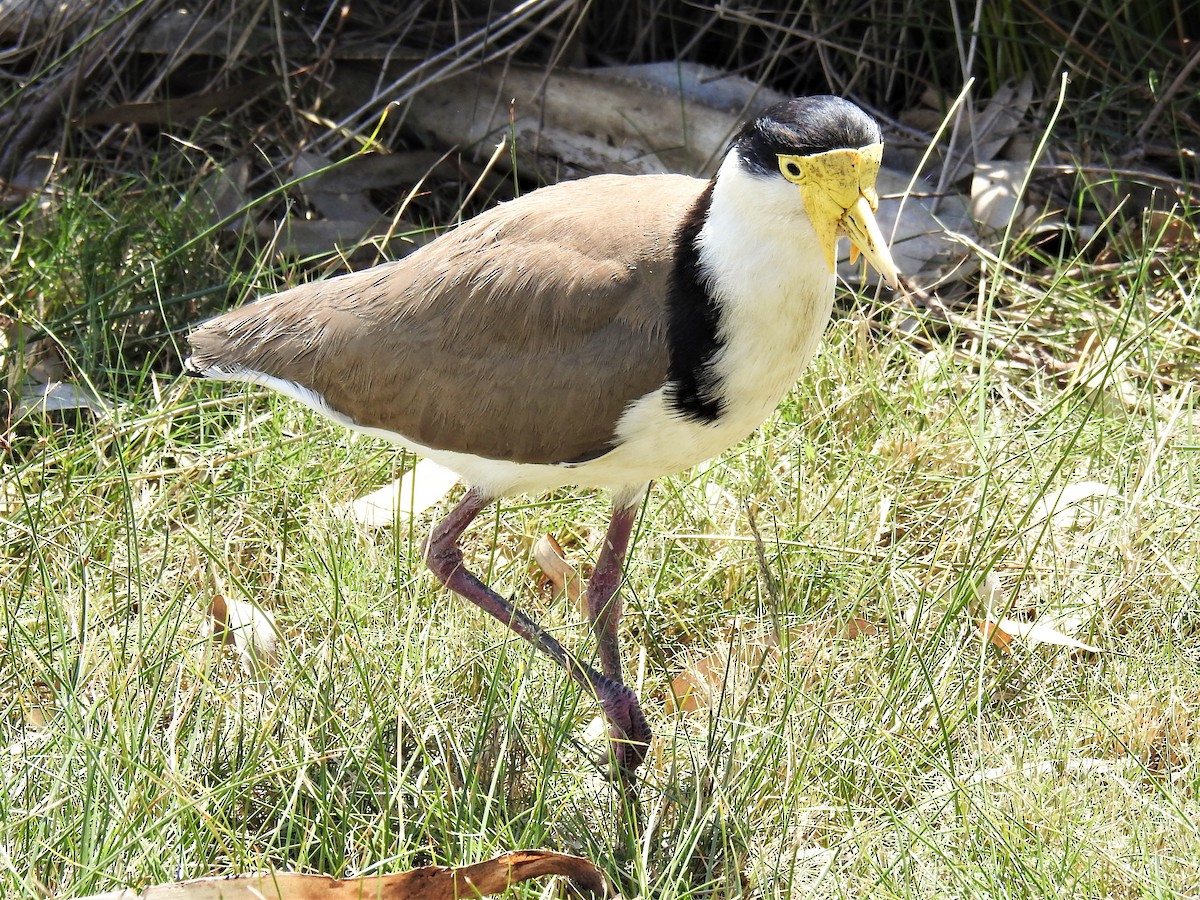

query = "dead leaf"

[206,592,279,677]
[968,570,1028,620]
[294,151,390,225]
[668,649,731,714]
[532,534,585,609]
[300,150,461,195]
[988,616,1103,654]
[668,618,876,713]
[193,161,251,234]
[17,379,113,416]
[971,159,1029,232]
[979,619,1014,653]
[1028,480,1120,530]
[342,458,461,527]
[667,625,776,714]
[261,150,440,259]
[970,77,1034,166]
[841,617,879,639]
[1111,207,1200,256]
[259,218,388,259]
[68,849,607,899]
[0,153,55,208]
[931,77,1034,184]
[861,168,976,290]
[7,331,114,418]
[20,695,49,729]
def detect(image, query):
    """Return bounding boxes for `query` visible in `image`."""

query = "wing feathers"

[187,174,705,464]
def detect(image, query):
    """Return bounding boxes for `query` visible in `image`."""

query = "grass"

[3,174,1199,898]
[3,1,1200,897]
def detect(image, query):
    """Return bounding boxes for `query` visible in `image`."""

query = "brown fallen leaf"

[1116,208,1199,255]
[532,534,585,609]
[841,617,879,639]
[207,593,279,677]
[668,650,731,714]
[69,849,607,900]
[20,694,49,729]
[979,619,1014,654]
[668,618,877,713]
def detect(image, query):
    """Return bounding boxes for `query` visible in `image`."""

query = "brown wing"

[187,173,706,464]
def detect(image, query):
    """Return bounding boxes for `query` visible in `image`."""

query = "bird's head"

[734,96,900,288]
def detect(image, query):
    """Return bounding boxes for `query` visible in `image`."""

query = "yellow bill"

[778,142,900,288]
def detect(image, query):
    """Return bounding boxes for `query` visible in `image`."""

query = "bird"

[185,95,900,782]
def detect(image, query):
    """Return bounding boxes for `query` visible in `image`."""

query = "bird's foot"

[593,675,651,781]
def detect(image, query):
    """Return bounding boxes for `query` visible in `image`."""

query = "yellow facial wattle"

[777,142,899,287]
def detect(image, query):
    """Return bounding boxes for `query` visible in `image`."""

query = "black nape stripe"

[664,181,724,424]
[666,97,881,425]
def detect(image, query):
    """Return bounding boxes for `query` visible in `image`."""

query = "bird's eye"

[780,158,803,180]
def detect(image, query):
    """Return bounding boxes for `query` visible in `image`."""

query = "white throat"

[693,153,837,423]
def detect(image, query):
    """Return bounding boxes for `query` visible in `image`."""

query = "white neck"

[693,154,838,422]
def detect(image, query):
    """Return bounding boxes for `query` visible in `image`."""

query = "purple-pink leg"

[425,488,650,779]
[584,502,648,773]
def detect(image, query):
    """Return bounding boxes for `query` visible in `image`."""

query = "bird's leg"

[425,488,650,778]
[584,501,650,775]
[588,503,636,680]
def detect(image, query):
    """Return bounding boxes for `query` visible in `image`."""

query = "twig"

[745,504,782,612]
[1135,40,1200,143]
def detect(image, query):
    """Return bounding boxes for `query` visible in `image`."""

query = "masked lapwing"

[185,95,901,780]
